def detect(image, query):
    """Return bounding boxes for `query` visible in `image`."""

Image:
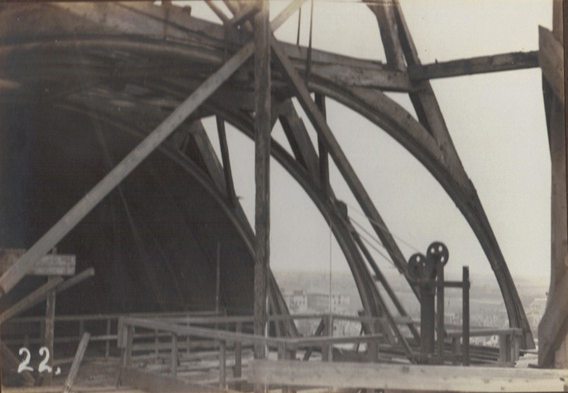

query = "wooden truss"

[0,0,554,363]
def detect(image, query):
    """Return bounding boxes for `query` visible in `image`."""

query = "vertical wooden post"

[551,0,567,369]
[462,266,470,366]
[126,326,133,368]
[186,329,191,355]
[368,338,378,363]
[277,341,286,360]
[234,322,242,379]
[278,342,291,393]
[512,333,521,362]
[288,348,296,361]
[105,319,111,358]
[322,342,330,362]
[43,278,57,385]
[420,281,436,362]
[253,0,271,366]
[116,320,127,387]
[154,329,159,359]
[216,241,221,313]
[452,337,460,365]
[436,262,445,363]
[171,334,178,377]
[539,0,568,368]
[498,334,508,365]
[219,340,226,389]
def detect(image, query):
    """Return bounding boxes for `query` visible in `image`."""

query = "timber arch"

[0,0,535,356]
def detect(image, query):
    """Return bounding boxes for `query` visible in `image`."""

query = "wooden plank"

[539,26,565,104]
[121,367,238,393]
[368,0,406,69]
[121,317,285,347]
[42,281,57,386]
[446,327,522,338]
[3,387,145,393]
[308,63,411,91]
[54,268,95,293]
[0,249,75,276]
[285,334,383,348]
[408,51,539,80]
[0,277,63,325]
[216,116,238,206]
[253,0,271,362]
[269,0,305,34]
[0,42,255,297]
[63,332,91,393]
[248,360,568,392]
[278,100,320,181]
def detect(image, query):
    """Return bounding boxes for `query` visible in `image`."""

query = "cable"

[296,6,302,46]
[304,0,314,82]
[345,202,420,253]
[355,226,398,269]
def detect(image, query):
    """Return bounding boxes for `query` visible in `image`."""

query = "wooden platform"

[249,360,568,392]
[2,387,145,393]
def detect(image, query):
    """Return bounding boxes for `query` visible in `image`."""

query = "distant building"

[332,294,351,309]
[307,293,328,311]
[283,290,308,312]
[283,290,350,313]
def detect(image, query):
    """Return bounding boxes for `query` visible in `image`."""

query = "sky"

[189,0,553,287]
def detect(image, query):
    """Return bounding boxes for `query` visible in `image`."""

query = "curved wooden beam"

[0,1,533,347]
[56,102,296,334]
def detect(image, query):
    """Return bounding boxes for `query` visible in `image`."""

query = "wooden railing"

[117,316,383,389]
[2,311,523,367]
[446,327,523,365]
[1,310,222,361]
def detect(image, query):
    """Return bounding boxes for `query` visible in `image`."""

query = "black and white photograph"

[0,0,566,392]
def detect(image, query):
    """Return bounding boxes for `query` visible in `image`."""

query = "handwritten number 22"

[18,347,51,373]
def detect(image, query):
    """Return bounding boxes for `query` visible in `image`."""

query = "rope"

[304,0,314,82]
[296,6,302,46]
[345,202,420,253]
[354,223,398,269]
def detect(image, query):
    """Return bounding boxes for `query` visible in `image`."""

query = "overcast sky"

[191,0,552,286]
